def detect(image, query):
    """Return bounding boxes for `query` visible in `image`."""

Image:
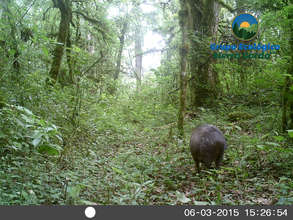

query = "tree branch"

[134,46,177,57]
[216,0,234,13]
[43,6,53,20]
[72,10,103,26]
[82,51,104,75]
[72,10,108,40]
[21,0,37,21]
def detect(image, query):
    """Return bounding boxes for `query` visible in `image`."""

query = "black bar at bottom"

[0,205,291,220]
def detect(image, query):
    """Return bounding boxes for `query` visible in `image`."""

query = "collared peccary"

[190,124,227,172]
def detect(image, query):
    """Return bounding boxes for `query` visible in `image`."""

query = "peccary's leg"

[215,160,220,169]
[204,162,212,169]
[215,149,224,168]
[195,160,200,173]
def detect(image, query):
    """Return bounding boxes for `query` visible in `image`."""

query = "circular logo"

[232,13,258,41]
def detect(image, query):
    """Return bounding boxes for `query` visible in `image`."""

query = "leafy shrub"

[0,104,62,156]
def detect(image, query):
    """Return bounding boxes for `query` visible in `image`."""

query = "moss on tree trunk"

[188,0,220,107]
[178,0,192,139]
[49,0,71,82]
[282,1,293,130]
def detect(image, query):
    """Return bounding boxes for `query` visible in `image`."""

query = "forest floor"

[1,93,293,205]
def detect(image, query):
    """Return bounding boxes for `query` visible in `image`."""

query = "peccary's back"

[190,124,227,165]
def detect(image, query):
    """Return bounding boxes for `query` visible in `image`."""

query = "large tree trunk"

[289,1,293,129]
[282,1,293,130]
[189,0,220,107]
[178,0,192,139]
[206,0,220,94]
[49,0,71,82]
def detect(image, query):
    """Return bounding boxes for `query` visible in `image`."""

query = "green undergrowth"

[1,91,293,205]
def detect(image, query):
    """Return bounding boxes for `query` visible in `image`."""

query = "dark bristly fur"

[190,124,227,172]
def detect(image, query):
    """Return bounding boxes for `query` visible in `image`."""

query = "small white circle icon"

[85,206,96,219]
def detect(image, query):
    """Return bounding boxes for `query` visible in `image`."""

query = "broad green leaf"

[273,136,285,141]
[142,180,153,186]
[55,134,63,142]
[80,200,97,205]
[32,132,43,147]
[45,126,55,132]
[175,191,191,203]
[23,107,33,115]
[194,201,210,205]
[21,114,34,124]
[287,130,293,138]
[11,142,22,150]
[9,49,16,56]
[288,94,293,102]
[276,197,293,205]
[67,185,81,199]
[112,167,124,175]
[256,145,265,150]
[38,144,61,156]
[15,105,33,115]
[42,47,49,57]
[15,118,25,128]
[235,125,242,131]
[265,142,280,147]
[0,131,6,138]
[21,190,29,200]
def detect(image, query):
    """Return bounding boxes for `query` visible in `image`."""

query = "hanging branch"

[43,7,52,20]
[72,11,103,26]
[72,10,108,40]
[20,0,37,21]
[134,46,177,57]
[216,0,234,13]
[81,51,104,76]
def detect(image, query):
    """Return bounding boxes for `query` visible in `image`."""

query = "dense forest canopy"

[0,0,293,205]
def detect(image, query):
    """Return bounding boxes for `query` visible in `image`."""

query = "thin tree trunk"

[2,0,20,75]
[66,28,73,83]
[114,19,128,80]
[135,24,143,90]
[236,0,247,89]
[282,76,290,131]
